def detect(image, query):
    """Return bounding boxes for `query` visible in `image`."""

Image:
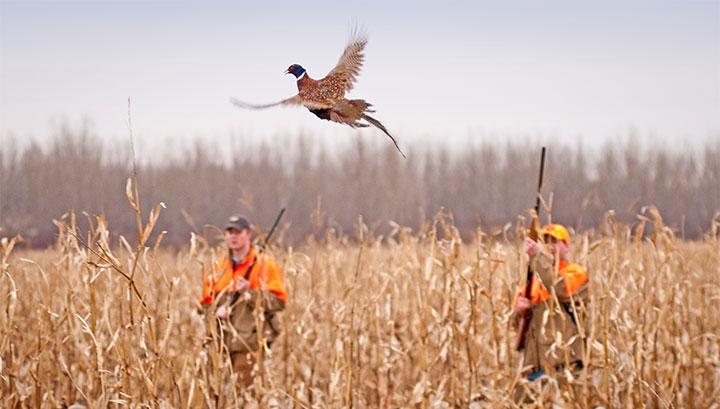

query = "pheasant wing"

[230,95,303,110]
[230,95,332,110]
[324,29,367,94]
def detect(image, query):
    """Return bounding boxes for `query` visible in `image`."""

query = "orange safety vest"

[518,260,588,305]
[199,246,287,305]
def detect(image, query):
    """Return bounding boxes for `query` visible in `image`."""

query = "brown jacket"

[220,289,285,354]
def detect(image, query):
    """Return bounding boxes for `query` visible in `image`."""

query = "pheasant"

[230,30,406,158]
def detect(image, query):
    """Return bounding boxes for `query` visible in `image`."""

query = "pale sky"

[1,0,718,157]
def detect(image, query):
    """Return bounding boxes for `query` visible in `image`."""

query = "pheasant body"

[296,74,332,107]
[231,30,405,157]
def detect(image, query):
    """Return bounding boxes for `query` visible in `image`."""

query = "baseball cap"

[541,224,570,244]
[225,215,251,231]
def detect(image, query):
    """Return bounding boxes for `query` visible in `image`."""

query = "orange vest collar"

[230,246,257,271]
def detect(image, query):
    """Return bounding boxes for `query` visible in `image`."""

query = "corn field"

[2,187,719,407]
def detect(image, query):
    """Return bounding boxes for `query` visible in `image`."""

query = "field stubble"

[1,209,719,408]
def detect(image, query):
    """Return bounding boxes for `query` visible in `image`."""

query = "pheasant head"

[285,64,306,79]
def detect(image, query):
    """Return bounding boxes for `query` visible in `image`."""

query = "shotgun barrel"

[516,147,546,351]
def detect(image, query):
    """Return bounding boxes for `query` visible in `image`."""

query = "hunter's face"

[544,235,569,260]
[225,228,251,252]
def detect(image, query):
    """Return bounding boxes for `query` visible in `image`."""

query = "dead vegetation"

[1,205,719,407]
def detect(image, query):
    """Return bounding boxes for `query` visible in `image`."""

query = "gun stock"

[516,147,546,351]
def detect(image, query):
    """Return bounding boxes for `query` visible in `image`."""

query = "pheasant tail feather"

[361,113,406,158]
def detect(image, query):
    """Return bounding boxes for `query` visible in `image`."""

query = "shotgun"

[516,147,546,351]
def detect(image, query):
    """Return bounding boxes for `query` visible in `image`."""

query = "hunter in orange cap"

[200,214,287,388]
[514,223,589,387]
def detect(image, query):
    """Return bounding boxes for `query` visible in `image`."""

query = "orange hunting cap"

[541,224,570,244]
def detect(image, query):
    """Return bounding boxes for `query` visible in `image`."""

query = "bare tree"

[1,128,718,247]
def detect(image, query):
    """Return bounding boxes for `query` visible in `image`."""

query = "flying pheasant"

[230,30,406,158]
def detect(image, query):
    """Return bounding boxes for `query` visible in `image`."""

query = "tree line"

[1,127,718,247]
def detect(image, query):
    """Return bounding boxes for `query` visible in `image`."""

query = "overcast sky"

[1,0,718,156]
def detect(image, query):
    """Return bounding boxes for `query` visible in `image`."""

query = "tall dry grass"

[2,205,719,407]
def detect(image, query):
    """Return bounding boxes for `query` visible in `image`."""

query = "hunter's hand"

[515,296,531,313]
[216,304,230,319]
[525,237,542,257]
[232,276,250,292]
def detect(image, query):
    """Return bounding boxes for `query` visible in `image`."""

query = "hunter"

[514,223,589,382]
[199,215,287,387]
